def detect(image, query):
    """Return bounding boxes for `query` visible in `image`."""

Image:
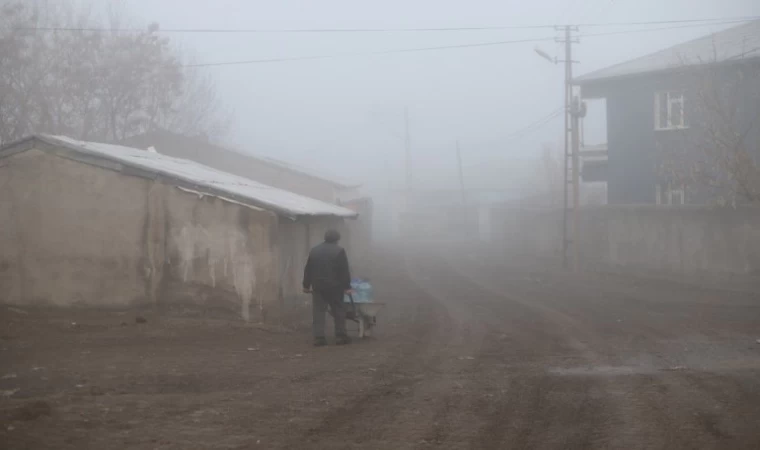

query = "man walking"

[303,229,352,346]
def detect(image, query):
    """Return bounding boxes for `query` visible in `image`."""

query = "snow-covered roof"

[576,20,760,84]
[3,135,357,219]
[120,130,360,189]
[257,155,360,189]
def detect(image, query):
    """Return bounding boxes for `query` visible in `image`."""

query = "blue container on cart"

[345,278,373,303]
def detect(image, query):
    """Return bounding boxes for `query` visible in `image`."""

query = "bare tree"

[162,62,231,140]
[0,1,229,145]
[658,55,760,205]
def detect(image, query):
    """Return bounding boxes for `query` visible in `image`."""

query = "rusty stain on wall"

[171,223,258,320]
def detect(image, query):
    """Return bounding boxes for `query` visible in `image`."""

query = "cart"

[345,294,384,338]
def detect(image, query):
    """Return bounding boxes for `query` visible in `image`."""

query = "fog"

[4,3,760,444]
[18,0,760,232]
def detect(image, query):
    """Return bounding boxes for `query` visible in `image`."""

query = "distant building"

[0,135,357,321]
[575,20,760,205]
[388,158,548,242]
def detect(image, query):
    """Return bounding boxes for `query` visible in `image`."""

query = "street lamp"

[534,47,557,65]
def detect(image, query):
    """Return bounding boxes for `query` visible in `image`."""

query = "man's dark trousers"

[312,288,347,338]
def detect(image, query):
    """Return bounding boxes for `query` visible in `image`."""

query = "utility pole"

[402,106,412,234]
[557,25,579,270]
[456,140,466,205]
[535,27,582,269]
[571,97,582,270]
[404,107,412,194]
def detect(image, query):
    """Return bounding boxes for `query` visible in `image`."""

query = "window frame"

[654,91,689,131]
[656,182,686,205]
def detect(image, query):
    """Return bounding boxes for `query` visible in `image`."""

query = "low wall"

[492,205,760,278]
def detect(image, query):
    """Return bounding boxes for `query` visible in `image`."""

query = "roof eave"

[257,157,360,189]
[575,54,760,86]
[130,130,360,189]
[0,135,40,157]
[2,135,357,221]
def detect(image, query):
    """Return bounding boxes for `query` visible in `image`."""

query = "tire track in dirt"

[617,369,760,449]
[286,255,458,448]
[295,249,511,448]
[402,250,614,449]
[454,289,609,449]
[408,249,633,448]
[439,255,686,448]
[438,247,760,449]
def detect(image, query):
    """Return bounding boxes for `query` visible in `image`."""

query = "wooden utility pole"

[456,140,466,205]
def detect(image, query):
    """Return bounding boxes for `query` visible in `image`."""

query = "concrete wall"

[578,206,760,277]
[491,205,760,278]
[160,187,278,321]
[277,221,309,308]
[491,207,563,259]
[0,149,149,307]
[0,147,294,320]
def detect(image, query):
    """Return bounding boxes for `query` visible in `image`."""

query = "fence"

[490,205,760,278]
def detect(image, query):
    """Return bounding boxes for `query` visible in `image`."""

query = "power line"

[182,35,558,68]
[181,19,750,68]
[502,107,564,141]
[470,107,563,150]
[20,24,555,33]
[578,19,754,38]
[16,16,760,34]
[578,16,758,27]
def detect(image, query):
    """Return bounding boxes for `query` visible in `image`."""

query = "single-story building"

[120,129,373,274]
[0,135,357,321]
[120,130,362,204]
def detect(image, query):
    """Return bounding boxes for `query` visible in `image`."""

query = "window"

[654,91,688,130]
[656,183,685,205]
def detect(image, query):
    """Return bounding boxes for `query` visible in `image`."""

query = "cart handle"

[347,292,358,319]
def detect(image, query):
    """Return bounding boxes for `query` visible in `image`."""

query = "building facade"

[576,20,760,205]
[0,135,356,321]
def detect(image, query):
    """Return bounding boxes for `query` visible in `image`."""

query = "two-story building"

[575,20,760,205]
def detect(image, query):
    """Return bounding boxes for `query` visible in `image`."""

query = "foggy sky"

[52,0,760,194]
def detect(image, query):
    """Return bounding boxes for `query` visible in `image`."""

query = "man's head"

[324,229,341,243]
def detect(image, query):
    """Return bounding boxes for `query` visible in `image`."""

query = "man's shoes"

[335,335,352,346]
[314,337,327,347]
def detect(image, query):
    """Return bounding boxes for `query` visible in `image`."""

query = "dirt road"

[2,246,760,449]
